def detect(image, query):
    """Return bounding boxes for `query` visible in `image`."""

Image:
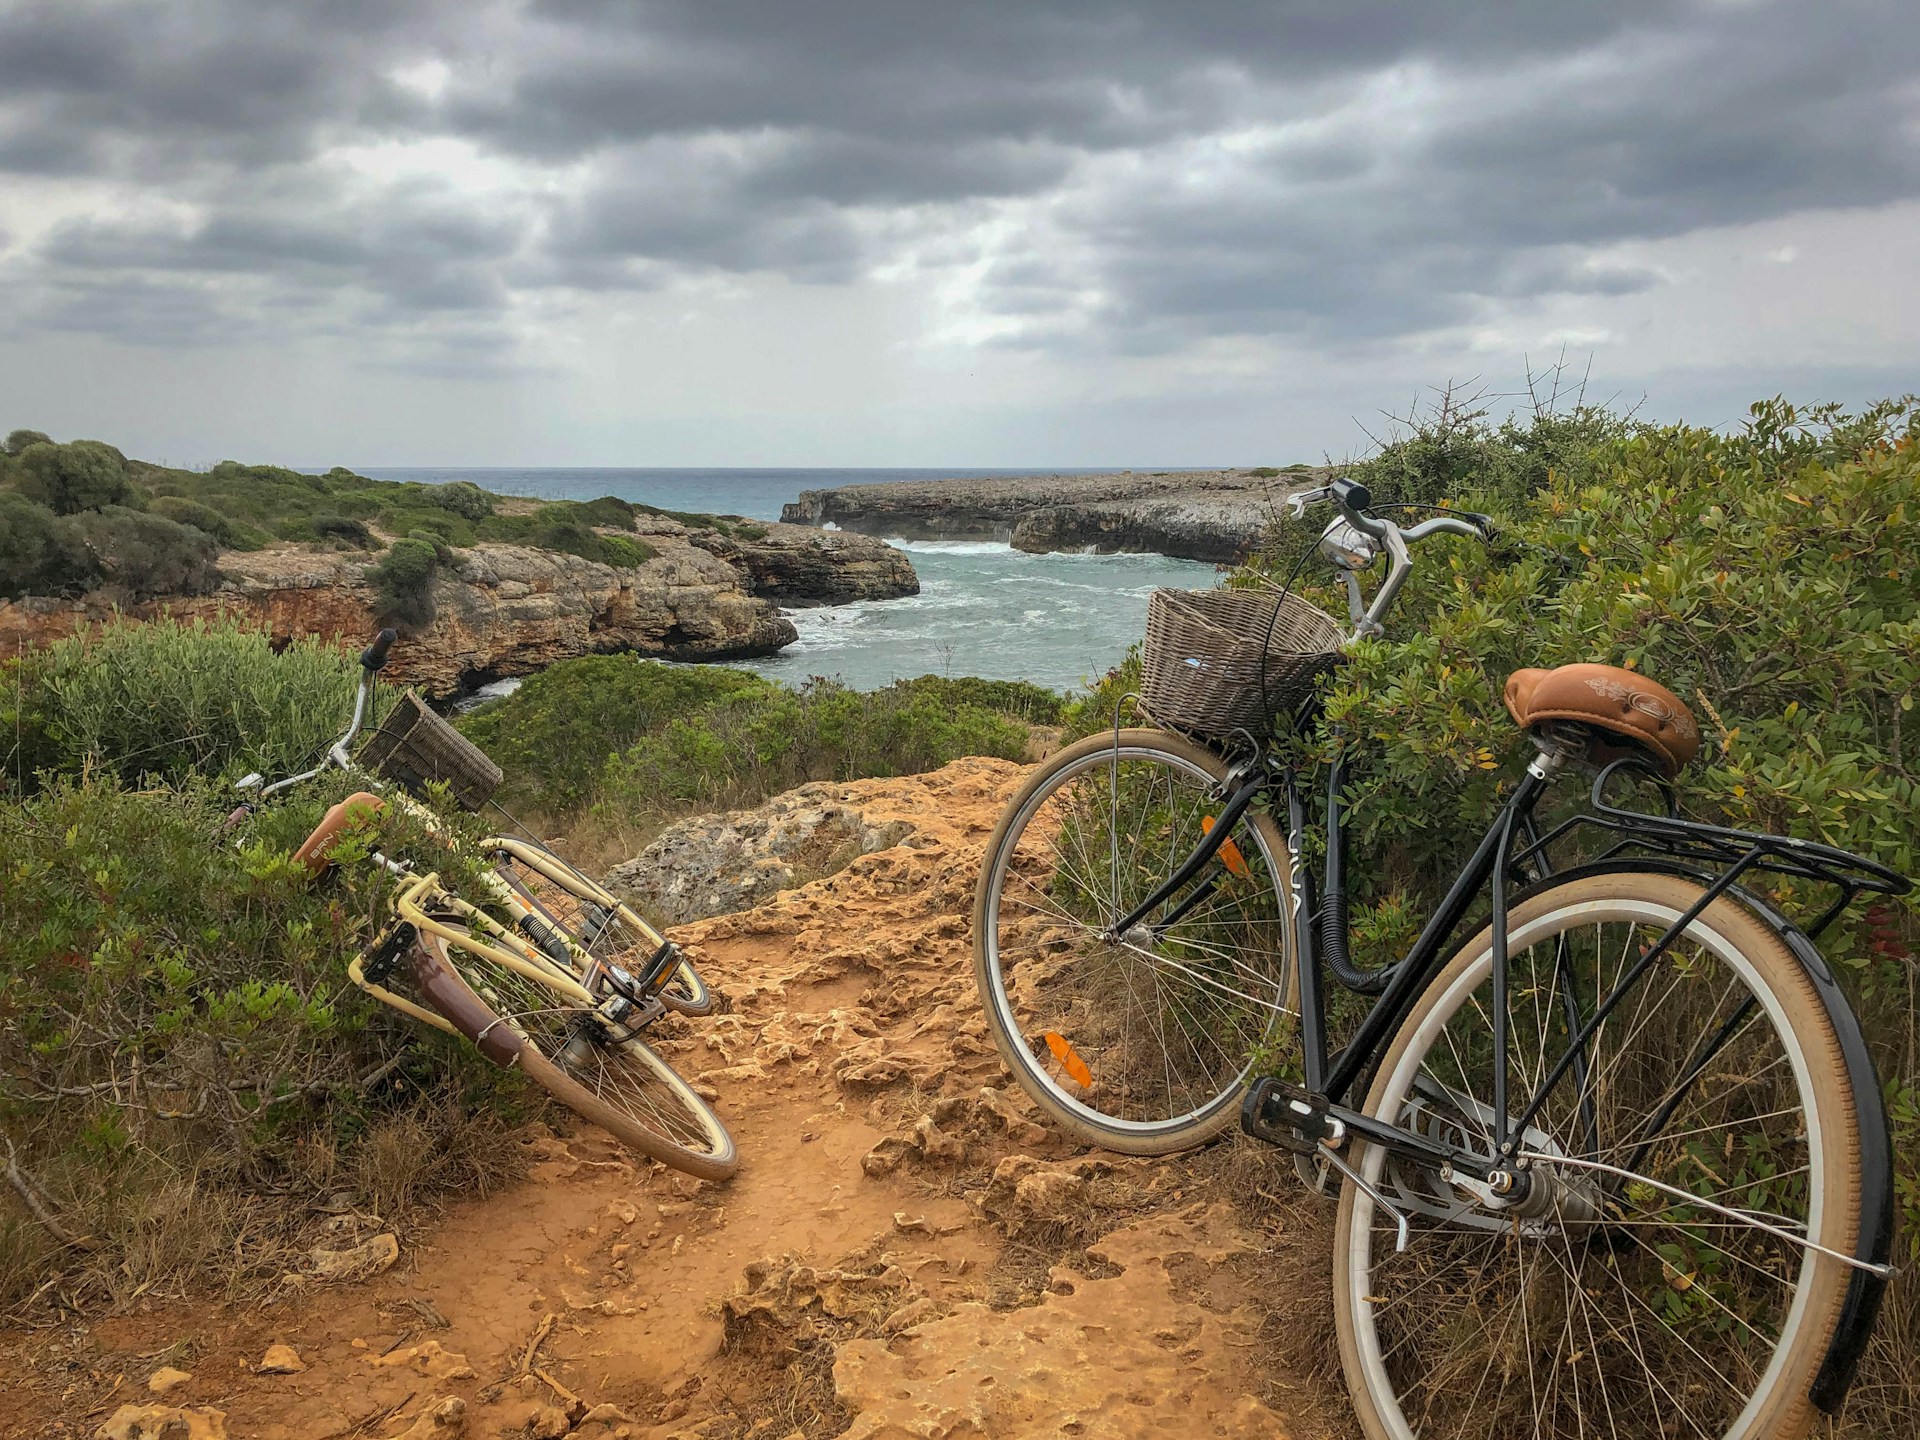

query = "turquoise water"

[353,468,1218,695]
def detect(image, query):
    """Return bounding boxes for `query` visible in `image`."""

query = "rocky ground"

[0,520,916,698]
[781,469,1335,564]
[0,759,1347,1440]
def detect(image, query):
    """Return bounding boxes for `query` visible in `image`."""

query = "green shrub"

[574,495,637,531]
[15,439,134,514]
[3,427,51,456]
[595,677,1034,820]
[366,537,441,631]
[0,493,98,599]
[72,506,220,600]
[458,656,776,810]
[0,772,528,1309]
[306,513,376,549]
[597,534,657,567]
[430,480,494,521]
[21,615,359,784]
[889,674,1067,724]
[148,494,239,546]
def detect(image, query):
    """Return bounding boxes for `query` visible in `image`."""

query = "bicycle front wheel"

[419,926,736,1181]
[1334,871,1861,1440]
[973,728,1296,1154]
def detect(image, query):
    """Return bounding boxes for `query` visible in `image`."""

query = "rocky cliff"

[0,522,917,697]
[781,467,1332,563]
[688,521,919,605]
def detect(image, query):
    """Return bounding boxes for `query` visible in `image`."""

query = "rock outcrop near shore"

[0,521,916,697]
[782,467,1331,563]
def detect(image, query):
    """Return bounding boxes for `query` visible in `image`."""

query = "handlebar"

[1286,478,1493,638]
[360,627,397,672]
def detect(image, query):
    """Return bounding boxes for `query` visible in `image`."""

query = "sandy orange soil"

[0,758,1346,1440]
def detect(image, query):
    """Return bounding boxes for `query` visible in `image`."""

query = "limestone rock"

[367,1339,477,1380]
[609,783,916,924]
[0,536,812,698]
[689,522,919,605]
[95,1405,226,1440]
[257,1343,305,1374]
[978,1154,1098,1237]
[145,1367,193,1395]
[782,467,1328,563]
[392,1397,467,1439]
[310,1230,399,1281]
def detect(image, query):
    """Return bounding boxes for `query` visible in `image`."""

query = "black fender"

[1512,857,1891,1413]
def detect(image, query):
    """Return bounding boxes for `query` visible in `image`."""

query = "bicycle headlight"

[1318,517,1380,570]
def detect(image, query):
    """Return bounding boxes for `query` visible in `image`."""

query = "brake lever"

[1286,485,1332,519]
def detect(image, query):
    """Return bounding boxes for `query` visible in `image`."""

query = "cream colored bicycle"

[235,629,736,1181]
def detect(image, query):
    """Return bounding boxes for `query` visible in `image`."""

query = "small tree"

[16,439,134,514]
[3,428,51,456]
[73,507,220,599]
[367,537,441,631]
[0,493,98,598]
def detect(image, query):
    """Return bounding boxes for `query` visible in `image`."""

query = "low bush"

[148,494,242,546]
[3,427,50,456]
[0,493,98,599]
[0,772,529,1311]
[594,676,1035,820]
[72,506,221,600]
[459,657,1057,826]
[304,513,376,549]
[457,656,778,810]
[11,615,359,786]
[14,439,135,515]
[366,536,442,631]
[429,480,494,521]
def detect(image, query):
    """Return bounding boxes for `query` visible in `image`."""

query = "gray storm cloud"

[0,0,1914,420]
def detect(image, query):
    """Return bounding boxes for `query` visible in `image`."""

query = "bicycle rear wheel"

[417,923,736,1181]
[973,728,1296,1153]
[1333,871,1860,1440]
[489,841,713,1016]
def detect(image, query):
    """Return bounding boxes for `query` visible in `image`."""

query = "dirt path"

[1,758,1346,1440]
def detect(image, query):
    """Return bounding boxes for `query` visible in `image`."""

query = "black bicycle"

[971,478,1909,1440]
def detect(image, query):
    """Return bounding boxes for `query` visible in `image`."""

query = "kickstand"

[1321,1143,1412,1252]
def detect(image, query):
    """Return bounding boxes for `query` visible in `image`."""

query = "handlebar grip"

[360,627,398,672]
[1331,476,1373,513]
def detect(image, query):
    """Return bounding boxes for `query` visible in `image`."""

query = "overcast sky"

[0,0,1915,467]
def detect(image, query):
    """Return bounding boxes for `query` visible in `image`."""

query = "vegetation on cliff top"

[0,427,785,607]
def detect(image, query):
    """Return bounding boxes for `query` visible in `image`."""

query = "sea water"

[356,468,1220,696]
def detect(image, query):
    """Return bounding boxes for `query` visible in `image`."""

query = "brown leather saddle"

[1503,663,1701,779]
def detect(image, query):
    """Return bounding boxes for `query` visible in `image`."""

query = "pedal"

[1242,1077,1341,1155]
[361,921,417,985]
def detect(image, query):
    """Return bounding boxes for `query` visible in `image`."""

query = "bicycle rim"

[1335,873,1858,1440]
[421,929,735,1180]
[975,729,1295,1151]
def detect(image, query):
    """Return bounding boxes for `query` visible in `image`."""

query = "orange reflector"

[1044,1031,1094,1088]
[1202,815,1251,877]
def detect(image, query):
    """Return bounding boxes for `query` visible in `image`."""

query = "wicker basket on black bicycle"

[359,690,503,810]
[1140,587,1343,738]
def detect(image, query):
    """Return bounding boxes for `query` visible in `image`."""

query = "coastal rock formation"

[689,521,919,605]
[0,525,917,697]
[782,466,1331,563]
